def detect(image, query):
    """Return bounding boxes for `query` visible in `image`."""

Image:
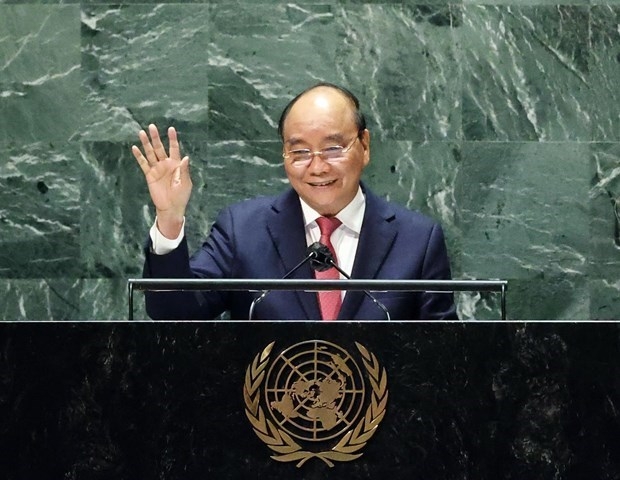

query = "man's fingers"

[149,124,168,160]
[134,124,184,175]
[131,145,151,176]
[168,127,181,161]
[138,129,158,165]
[180,156,191,180]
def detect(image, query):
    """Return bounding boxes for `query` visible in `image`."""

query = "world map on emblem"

[264,340,366,442]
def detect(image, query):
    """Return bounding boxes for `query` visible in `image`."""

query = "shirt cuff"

[149,217,185,255]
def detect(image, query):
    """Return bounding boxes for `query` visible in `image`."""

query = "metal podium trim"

[127,278,508,320]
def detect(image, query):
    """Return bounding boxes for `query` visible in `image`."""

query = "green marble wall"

[0,1,618,320]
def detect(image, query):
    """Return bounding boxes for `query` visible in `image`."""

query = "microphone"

[248,242,327,320]
[309,243,391,321]
[307,242,334,272]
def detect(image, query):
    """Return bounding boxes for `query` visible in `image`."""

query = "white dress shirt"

[150,218,185,255]
[299,186,366,279]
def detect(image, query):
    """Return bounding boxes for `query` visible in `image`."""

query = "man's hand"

[132,124,192,239]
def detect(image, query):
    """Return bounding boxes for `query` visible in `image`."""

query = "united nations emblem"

[243,340,388,467]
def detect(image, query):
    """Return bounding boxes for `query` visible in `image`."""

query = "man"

[132,82,457,320]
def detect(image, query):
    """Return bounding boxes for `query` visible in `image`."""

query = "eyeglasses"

[282,136,359,167]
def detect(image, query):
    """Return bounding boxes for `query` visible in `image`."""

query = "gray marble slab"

[0,5,80,142]
[461,5,591,141]
[457,141,590,279]
[589,6,620,141]
[589,142,620,318]
[0,279,81,320]
[0,142,81,278]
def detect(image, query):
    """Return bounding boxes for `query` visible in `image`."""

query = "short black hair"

[277,82,366,141]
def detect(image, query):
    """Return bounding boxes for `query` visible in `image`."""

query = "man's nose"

[307,152,331,173]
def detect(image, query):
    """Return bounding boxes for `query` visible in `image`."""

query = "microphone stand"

[248,251,317,320]
[309,243,391,321]
[248,242,391,321]
[322,259,391,322]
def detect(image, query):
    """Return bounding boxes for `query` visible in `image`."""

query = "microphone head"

[306,242,334,272]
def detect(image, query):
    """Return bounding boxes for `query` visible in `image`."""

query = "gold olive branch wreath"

[243,341,388,468]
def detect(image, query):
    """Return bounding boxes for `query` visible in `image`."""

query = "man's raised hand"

[131,124,192,239]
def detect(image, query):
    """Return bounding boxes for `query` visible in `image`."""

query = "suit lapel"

[338,188,397,320]
[266,189,321,320]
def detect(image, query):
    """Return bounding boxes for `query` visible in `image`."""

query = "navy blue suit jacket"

[144,185,457,320]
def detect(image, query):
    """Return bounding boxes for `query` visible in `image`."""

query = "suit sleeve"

[419,223,459,320]
[142,208,236,320]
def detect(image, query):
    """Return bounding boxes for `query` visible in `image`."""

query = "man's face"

[281,87,370,217]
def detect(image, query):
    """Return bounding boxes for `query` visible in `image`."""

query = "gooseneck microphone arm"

[309,243,391,322]
[248,243,325,320]
[248,242,391,321]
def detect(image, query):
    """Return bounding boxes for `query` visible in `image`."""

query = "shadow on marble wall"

[0,2,618,319]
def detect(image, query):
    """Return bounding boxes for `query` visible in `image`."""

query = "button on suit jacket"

[144,185,457,320]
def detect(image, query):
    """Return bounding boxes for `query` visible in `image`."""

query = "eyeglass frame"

[282,133,362,167]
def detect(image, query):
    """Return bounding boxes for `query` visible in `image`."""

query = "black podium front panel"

[1,321,619,480]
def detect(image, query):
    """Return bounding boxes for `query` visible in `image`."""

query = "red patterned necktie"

[315,216,342,321]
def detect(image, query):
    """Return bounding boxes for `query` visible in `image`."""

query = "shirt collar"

[299,186,366,234]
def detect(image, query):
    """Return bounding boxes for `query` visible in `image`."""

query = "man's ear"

[360,129,371,166]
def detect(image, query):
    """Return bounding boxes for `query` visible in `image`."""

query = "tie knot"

[316,216,342,237]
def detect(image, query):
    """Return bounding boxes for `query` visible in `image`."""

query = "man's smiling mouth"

[309,180,336,187]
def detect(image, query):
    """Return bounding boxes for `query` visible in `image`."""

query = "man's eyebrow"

[285,133,346,147]
[285,137,305,148]
[323,133,346,144]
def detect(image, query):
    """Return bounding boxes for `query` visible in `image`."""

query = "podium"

[1,320,619,479]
